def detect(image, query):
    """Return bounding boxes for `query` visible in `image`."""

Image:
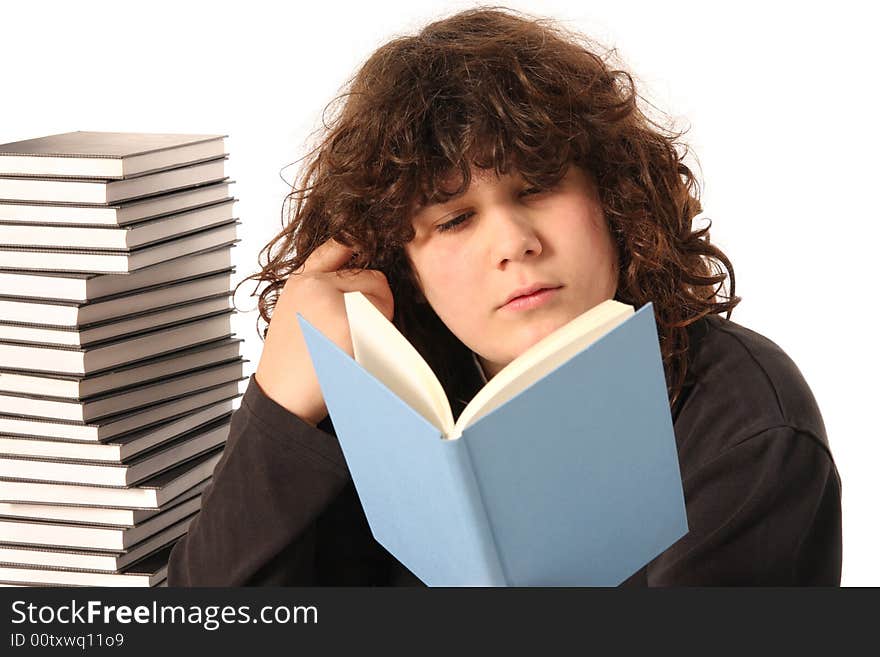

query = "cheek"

[546,212,617,303]
[594,219,619,283]
[564,205,616,271]
[409,245,458,302]
[409,244,482,334]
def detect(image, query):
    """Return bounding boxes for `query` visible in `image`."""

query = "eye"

[519,185,552,199]
[435,211,474,233]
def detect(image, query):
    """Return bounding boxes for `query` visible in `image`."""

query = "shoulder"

[673,314,830,468]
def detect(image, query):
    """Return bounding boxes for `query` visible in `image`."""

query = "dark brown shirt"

[167,315,842,586]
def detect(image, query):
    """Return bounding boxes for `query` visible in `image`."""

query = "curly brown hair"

[240,7,740,412]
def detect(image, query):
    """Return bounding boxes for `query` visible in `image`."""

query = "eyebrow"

[411,168,516,215]
[411,193,461,216]
[413,199,445,214]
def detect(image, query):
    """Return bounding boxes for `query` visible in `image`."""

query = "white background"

[1,0,876,585]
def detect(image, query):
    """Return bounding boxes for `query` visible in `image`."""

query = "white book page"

[344,292,454,434]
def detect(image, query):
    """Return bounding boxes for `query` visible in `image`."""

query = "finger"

[301,238,355,274]
[330,270,395,320]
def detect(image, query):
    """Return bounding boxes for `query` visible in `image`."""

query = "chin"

[515,320,564,354]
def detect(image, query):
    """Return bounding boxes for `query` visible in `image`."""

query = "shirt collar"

[471,351,488,385]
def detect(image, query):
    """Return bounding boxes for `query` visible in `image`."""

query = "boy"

[168,8,841,586]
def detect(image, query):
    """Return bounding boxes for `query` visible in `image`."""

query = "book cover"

[0,198,235,250]
[0,131,225,179]
[297,301,688,586]
[0,379,243,442]
[0,270,234,327]
[0,542,174,586]
[0,448,223,508]
[0,220,238,274]
[0,310,234,376]
[0,359,245,422]
[0,243,235,301]
[0,157,227,204]
[0,403,235,462]
[0,338,242,399]
[0,180,231,225]
[0,500,201,551]
[0,293,233,347]
[0,416,230,486]
[0,517,194,572]
[0,479,210,526]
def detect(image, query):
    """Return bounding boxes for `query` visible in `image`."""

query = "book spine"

[442,437,508,586]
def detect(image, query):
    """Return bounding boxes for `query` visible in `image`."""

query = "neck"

[475,353,506,381]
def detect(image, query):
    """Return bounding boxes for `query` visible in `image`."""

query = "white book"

[0,310,233,376]
[0,449,222,508]
[0,417,230,486]
[0,479,209,526]
[0,270,233,327]
[0,220,238,274]
[0,543,172,587]
[0,158,227,204]
[0,496,202,550]
[0,243,234,301]
[0,402,235,462]
[0,181,231,226]
[0,199,235,249]
[0,379,244,441]
[0,338,242,399]
[0,294,233,346]
[0,359,245,422]
[0,132,225,179]
[0,516,194,572]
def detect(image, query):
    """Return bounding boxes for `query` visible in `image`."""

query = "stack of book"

[0,132,247,586]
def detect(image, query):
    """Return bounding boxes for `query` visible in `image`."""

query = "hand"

[254,239,394,426]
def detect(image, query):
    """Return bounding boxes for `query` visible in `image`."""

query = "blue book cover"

[297,301,688,586]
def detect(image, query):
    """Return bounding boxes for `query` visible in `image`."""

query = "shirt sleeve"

[624,426,842,586]
[166,375,352,586]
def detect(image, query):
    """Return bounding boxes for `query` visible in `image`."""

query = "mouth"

[500,284,563,310]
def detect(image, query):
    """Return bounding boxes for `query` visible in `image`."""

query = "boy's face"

[406,164,619,378]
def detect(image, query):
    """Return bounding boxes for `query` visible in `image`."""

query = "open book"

[297,293,687,586]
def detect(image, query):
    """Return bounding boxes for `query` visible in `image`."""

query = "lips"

[500,283,561,308]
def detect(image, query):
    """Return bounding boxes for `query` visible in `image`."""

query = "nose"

[487,206,543,268]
